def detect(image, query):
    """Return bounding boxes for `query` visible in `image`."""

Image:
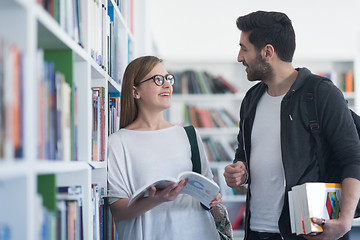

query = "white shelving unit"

[0,0,139,239]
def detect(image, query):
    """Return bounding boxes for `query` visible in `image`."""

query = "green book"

[37,174,57,212]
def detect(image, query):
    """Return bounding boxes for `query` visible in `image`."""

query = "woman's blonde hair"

[120,56,162,129]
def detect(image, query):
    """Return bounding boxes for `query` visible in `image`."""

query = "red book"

[232,204,246,230]
[197,109,214,128]
[218,76,238,93]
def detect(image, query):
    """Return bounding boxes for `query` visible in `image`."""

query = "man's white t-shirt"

[249,91,286,233]
[107,125,219,240]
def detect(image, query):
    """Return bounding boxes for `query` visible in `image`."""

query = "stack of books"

[288,182,341,235]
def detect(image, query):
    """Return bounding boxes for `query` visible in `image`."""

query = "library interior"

[1,0,360,239]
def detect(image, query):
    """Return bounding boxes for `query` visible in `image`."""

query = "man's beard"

[246,53,273,82]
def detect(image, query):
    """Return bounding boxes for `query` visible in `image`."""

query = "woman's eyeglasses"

[134,74,175,87]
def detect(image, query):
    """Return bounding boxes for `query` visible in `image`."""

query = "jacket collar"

[288,67,312,91]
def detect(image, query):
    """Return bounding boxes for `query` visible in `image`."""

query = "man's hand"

[303,217,350,240]
[304,178,360,240]
[223,161,247,188]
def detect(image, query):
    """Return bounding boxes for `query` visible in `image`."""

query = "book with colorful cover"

[92,90,100,161]
[92,87,105,161]
[109,92,120,134]
[288,182,341,235]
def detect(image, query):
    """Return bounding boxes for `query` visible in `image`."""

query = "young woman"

[107,56,221,239]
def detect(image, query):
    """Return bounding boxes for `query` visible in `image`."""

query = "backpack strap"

[302,74,328,179]
[184,125,212,211]
[303,75,321,134]
[183,125,201,174]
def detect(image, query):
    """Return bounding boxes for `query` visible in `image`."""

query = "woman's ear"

[133,87,140,99]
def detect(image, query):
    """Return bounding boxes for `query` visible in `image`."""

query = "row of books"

[38,0,132,84]
[92,184,105,240]
[318,70,354,93]
[104,199,118,240]
[108,93,121,135]
[37,174,84,240]
[92,1,133,83]
[109,0,133,32]
[93,184,119,240]
[171,70,238,94]
[288,182,341,235]
[184,105,239,128]
[0,38,23,159]
[36,174,111,240]
[37,0,83,47]
[90,0,109,71]
[92,87,106,162]
[203,137,237,163]
[114,0,134,33]
[37,49,76,161]
[58,185,84,240]
[108,4,128,83]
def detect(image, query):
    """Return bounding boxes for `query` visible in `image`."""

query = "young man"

[223,11,360,240]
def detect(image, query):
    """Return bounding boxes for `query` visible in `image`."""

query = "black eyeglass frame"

[134,74,175,87]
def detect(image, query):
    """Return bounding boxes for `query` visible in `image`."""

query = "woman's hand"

[210,193,223,207]
[147,179,187,204]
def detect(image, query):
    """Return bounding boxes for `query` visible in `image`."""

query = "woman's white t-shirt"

[107,125,219,240]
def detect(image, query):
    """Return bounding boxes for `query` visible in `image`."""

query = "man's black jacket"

[234,67,360,239]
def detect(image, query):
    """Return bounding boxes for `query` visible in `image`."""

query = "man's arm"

[339,177,360,228]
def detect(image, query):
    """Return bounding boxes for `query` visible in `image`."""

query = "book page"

[178,171,220,208]
[288,190,296,234]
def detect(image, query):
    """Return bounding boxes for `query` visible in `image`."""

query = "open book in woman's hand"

[128,171,220,208]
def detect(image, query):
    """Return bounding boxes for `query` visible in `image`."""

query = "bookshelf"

[293,59,357,111]
[0,0,138,239]
[164,61,248,237]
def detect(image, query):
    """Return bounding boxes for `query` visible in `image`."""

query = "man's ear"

[263,44,275,59]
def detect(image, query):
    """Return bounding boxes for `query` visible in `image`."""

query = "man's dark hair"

[236,10,296,62]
